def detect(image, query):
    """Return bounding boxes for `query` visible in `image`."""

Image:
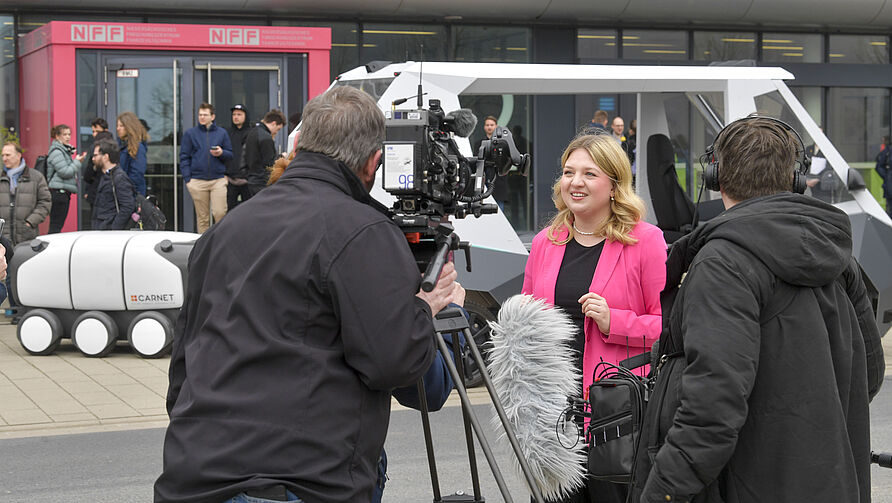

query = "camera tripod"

[409,223,546,503]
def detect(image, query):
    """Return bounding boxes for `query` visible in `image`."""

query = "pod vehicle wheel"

[461,301,497,388]
[17,309,64,356]
[71,311,119,358]
[127,311,173,358]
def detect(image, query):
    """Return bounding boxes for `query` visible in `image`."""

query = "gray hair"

[297,86,385,175]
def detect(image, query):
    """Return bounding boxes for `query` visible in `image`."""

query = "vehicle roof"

[338,61,795,94]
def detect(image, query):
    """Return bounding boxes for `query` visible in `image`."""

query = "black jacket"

[244,122,277,186]
[91,166,136,230]
[155,151,437,503]
[225,122,252,179]
[639,193,883,503]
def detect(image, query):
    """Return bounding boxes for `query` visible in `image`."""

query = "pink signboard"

[22,21,330,53]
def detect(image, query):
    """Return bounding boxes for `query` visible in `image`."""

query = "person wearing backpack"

[632,116,883,503]
[46,124,87,233]
[116,112,149,196]
[91,138,136,230]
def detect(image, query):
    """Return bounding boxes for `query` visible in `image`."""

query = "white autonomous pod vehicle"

[10,231,199,358]
[300,62,892,342]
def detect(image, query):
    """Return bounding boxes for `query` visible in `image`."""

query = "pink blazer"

[521,221,667,396]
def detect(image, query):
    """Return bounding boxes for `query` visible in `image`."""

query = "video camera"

[381,98,530,290]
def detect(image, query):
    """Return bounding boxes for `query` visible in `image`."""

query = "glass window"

[460,94,533,231]
[0,16,15,129]
[274,21,359,81]
[761,32,823,63]
[622,30,688,61]
[361,24,447,64]
[17,14,143,35]
[756,89,861,205]
[827,87,890,163]
[828,34,889,64]
[693,31,756,61]
[450,26,530,63]
[577,29,618,61]
[789,86,823,127]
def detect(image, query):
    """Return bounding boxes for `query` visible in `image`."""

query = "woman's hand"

[579,292,610,334]
[76,152,87,162]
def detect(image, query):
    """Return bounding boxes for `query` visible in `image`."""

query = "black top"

[155,151,437,503]
[637,193,883,502]
[554,237,604,375]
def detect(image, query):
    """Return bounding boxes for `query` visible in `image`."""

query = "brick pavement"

[0,319,493,438]
[2,316,890,439]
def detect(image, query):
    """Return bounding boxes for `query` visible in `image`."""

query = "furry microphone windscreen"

[444,108,478,138]
[487,294,586,500]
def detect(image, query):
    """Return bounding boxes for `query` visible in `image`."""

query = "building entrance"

[82,53,289,231]
[18,21,330,233]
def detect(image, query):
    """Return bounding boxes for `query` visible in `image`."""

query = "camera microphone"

[487,294,586,500]
[443,109,478,138]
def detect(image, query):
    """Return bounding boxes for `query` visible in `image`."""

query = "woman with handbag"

[116,111,149,196]
[522,132,666,502]
[46,124,87,233]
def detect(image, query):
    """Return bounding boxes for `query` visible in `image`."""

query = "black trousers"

[49,189,72,234]
[227,182,252,210]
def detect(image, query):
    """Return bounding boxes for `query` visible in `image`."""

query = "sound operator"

[633,116,883,503]
[155,86,462,503]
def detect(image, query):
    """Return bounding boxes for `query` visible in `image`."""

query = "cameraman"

[636,117,883,503]
[155,86,461,503]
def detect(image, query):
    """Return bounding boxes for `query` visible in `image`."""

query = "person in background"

[46,124,87,233]
[876,135,892,217]
[91,117,109,137]
[1,141,50,322]
[623,119,637,181]
[116,111,149,196]
[473,115,498,154]
[0,142,51,246]
[225,104,252,210]
[588,110,609,133]
[179,102,232,233]
[243,109,286,197]
[610,116,625,144]
[91,138,136,230]
[82,130,115,220]
[522,133,666,503]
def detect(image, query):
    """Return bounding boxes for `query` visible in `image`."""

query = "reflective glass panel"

[622,30,688,60]
[762,32,823,63]
[693,31,757,61]
[828,34,889,64]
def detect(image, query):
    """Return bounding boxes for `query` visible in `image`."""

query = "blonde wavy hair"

[117,111,149,157]
[547,133,645,246]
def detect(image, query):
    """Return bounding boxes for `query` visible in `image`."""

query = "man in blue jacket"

[180,102,232,233]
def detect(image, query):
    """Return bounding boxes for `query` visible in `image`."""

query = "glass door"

[194,62,284,151]
[104,56,186,230]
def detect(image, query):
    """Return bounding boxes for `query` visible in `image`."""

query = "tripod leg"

[450,331,483,501]
[435,330,515,503]
[462,327,547,503]
[417,379,443,502]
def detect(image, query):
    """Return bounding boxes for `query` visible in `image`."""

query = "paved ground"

[0,319,492,439]
[2,316,891,441]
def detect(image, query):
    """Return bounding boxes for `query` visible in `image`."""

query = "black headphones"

[702,115,810,194]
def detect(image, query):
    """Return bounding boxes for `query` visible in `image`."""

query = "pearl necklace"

[573,222,596,236]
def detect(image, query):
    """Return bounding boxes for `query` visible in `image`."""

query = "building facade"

[1,2,890,232]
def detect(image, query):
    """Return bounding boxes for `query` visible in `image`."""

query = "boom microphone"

[444,108,478,138]
[487,294,586,500]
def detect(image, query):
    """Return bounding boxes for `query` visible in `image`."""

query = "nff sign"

[209,28,260,46]
[71,24,124,43]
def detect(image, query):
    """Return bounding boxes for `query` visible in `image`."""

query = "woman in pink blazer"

[522,133,666,503]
